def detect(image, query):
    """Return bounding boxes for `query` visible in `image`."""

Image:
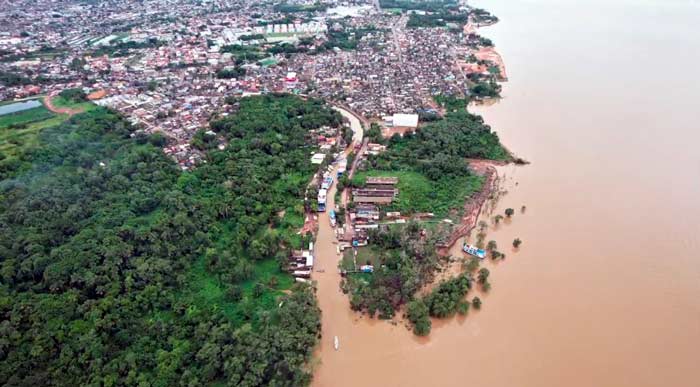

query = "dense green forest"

[0,94,342,385]
[379,0,458,11]
[406,12,468,29]
[370,109,509,174]
[316,26,382,53]
[274,2,328,13]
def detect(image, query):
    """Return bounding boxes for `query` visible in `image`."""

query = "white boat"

[463,243,487,259]
[334,336,339,351]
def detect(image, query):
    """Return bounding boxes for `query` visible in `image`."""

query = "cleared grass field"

[0,106,54,128]
[0,97,93,177]
[353,169,484,219]
[0,102,65,164]
[342,246,383,271]
[49,95,97,112]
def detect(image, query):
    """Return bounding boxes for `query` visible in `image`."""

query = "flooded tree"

[478,268,490,284]
[407,299,431,336]
[505,208,515,217]
[423,274,473,318]
[457,300,470,315]
[487,240,498,251]
[472,297,482,309]
[513,238,522,248]
[463,257,480,272]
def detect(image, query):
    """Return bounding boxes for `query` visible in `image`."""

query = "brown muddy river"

[312,1,700,386]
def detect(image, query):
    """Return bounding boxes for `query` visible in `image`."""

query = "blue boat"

[462,243,486,259]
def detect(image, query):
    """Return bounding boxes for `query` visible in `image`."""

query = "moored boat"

[463,243,486,259]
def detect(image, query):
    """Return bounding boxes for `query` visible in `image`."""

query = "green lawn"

[342,246,383,271]
[50,96,97,112]
[0,97,96,178]
[0,114,66,154]
[0,105,55,128]
[353,170,484,219]
[259,58,279,67]
[265,32,301,38]
[0,102,64,163]
[385,8,404,14]
[278,205,306,249]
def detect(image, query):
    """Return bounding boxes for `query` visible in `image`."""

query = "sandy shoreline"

[464,20,509,81]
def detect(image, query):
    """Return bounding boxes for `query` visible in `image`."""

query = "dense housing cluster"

[1,0,503,168]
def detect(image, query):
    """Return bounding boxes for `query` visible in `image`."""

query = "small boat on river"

[463,243,486,259]
[334,336,339,351]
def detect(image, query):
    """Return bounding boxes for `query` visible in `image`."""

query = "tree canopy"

[0,94,341,385]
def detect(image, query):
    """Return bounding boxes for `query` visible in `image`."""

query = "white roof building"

[311,153,326,164]
[392,113,419,128]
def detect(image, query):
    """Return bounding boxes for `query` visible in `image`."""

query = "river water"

[0,100,42,116]
[312,1,700,386]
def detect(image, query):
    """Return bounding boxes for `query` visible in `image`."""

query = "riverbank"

[475,47,508,81]
[464,21,508,81]
[437,161,500,255]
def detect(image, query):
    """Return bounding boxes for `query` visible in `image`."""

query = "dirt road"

[43,94,84,116]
